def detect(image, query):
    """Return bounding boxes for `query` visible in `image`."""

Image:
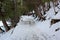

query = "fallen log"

[51,19,60,25]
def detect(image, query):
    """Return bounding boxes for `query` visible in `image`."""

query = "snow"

[53,11,60,19]
[0,21,11,26]
[0,21,3,26]
[3,16,54,40]
[36,20,51,33]
[0,1,60,40]
[0,28,14,40]
[49,22,60,40]
[0,15,59,40]
[0,21,11,31]
[55,31,60,40]
[20,16,35,25]
[45,7,55,19]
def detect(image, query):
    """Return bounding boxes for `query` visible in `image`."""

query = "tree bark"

[10,0,19,28]
[52,0,58,15]
[11,16,19,28]
[34,5,45,20]
[0,1,10,32]
[0,27,4,32]
[2,17,10,32]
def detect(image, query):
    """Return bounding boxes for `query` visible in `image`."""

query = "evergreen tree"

[0,0,24,31]
[0,0,11,31]
[23,0,51,20]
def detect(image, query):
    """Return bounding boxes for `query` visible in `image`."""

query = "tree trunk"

[2,16,10,32]
[11,16,19,28]
[34,5,45,20]
[42,4,46,15]
[0,27,5,32]
[47,2,51,11]
[52,0,58,15]
[0,1,10,32]
[10,0,19,28]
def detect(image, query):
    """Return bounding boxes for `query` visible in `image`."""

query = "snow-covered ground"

[0,15,60,40]
[0,1,60,40]
[0,16,55,40]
